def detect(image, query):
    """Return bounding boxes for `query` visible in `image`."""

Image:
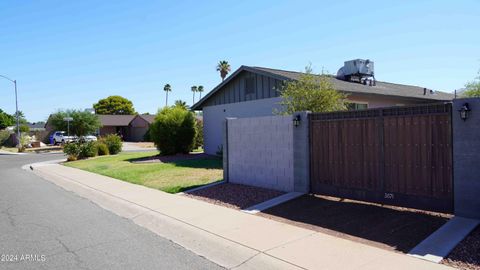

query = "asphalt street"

[0,153,223,270]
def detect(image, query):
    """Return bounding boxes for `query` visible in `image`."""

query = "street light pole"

[0,74,20,145]
[14,80,19,142]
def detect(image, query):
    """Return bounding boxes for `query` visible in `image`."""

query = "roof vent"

[337,59,376,86]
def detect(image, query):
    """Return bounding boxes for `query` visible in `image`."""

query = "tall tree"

[191,86,198,104]
[49,109,101,136]
[0,109,15,130]
[174,100,189,110]
[164,84,172,106]
[197,85,204,99]
[93,96,135,115]
[216,60,231,81]
[462,69,480,97]
[277,65,347,114]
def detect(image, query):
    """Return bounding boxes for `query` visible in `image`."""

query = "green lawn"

[64,151,223,193]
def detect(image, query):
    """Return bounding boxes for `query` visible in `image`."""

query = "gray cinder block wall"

[453,98,480,219]
[292,111,311,193]
[226,115,294,192]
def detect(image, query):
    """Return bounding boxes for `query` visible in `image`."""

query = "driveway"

[121,142,156,152]
[0,153,222,270]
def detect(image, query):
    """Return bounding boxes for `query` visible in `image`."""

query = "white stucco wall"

[203,97,282,155]
[227,116,294,192]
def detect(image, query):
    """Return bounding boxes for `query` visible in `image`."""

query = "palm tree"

[216,60,231,81]
[191,86,198,104]
[174,100,189,110]
[197,85,204,99]
[163,84,172,106]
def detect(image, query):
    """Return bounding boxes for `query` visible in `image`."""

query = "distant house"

[98,114,155,141]
[27,122,46,131]
[45,114,155,142]
[191,65,454,155]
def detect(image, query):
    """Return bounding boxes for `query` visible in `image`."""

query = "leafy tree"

[216,60,231,81]
[50,109,101,136]
[0,109,15,129]
[150,107,197,155]
[14,111,27,124]
[19,124,30,133]
[164,84,172,106]
[191,86,197,104]
[197,85,204,99]
[93,95,135,115]
[462,70,480,97]
[277,65,347,114]
[174,100,189,110]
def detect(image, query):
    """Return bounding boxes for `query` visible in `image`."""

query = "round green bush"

[96,142,109,156]
[150,107,196,155]
[79,141,98,159]
[63,142,81,160]
[102,134,122,155]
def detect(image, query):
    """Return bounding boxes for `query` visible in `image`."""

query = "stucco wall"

[226,116,294,192]
[453,98,480,219]
[203,97,283,155]
[347,94,429,108]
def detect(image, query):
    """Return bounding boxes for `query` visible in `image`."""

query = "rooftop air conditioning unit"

[337,59,376,85]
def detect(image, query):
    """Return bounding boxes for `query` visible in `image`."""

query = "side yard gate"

[309,103,453,213]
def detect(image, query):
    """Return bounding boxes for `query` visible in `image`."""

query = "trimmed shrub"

[0,130,11,146]
[96,142,109,156]
[150,107,196,155]
[79,141,98,158]
[20,124,30,133]
[194,119,203,149]
[18,134,31,152]
[101,134,122,155]
[64,142,81,161]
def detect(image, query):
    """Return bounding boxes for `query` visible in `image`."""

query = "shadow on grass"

[168,180,224,194]
[261,194,450,253]
[126,153,222,169]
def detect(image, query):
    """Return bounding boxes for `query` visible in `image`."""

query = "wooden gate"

[309,103,453,213]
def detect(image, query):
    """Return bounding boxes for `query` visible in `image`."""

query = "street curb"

[180,180,226,194]
[242,192,305,214]
[27,162,304,270]
[408,216,480,263]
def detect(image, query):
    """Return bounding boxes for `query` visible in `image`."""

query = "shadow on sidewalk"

[260,194,451,253]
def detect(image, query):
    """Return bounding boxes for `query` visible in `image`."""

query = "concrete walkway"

[29,163,453,270]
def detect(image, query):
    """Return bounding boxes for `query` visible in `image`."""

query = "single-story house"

[191,65,454,155]
[45,114,156,142]
[98,114,155,141]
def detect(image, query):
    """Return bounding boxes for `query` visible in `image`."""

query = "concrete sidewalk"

[30,163,453,270]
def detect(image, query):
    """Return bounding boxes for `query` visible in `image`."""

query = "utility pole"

[0,75,20,145]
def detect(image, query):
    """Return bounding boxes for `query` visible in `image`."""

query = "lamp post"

[63,117,73,136]
[0,75,20,145]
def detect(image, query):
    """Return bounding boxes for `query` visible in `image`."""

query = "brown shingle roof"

[139,114,156,124]
[252,66,454,101]
[192,65,454,110]
[98,115,136,126]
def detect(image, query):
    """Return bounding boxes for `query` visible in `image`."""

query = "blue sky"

[0,0,479,122]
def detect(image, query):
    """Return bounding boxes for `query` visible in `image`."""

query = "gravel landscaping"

[184,183,284,210]
[259,194,450,253]
[442,225,480,270]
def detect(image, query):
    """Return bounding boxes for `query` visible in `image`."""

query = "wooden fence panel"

[310,103,453,213]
